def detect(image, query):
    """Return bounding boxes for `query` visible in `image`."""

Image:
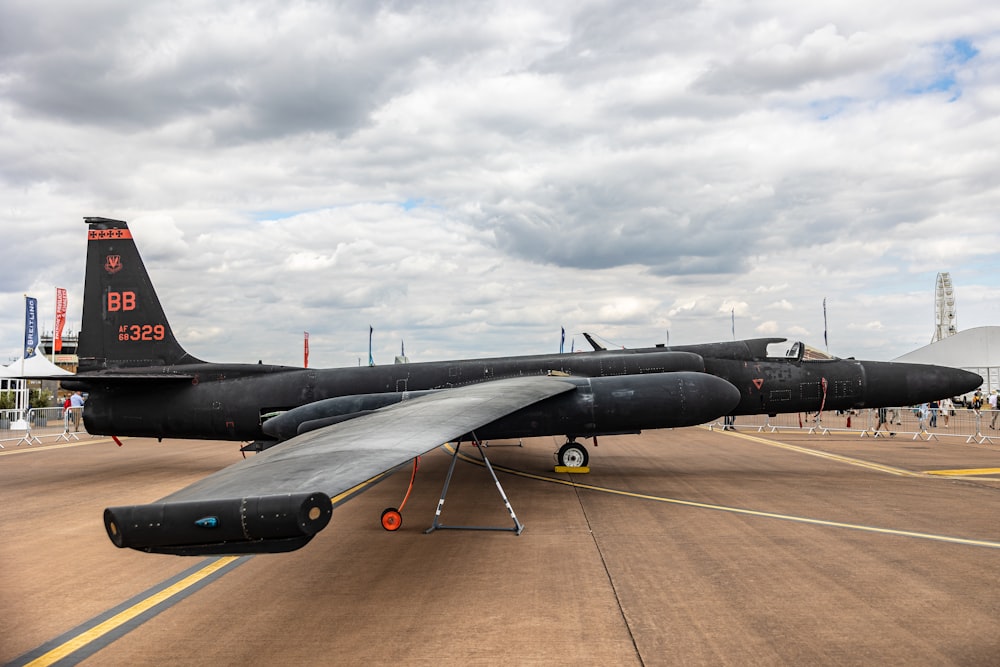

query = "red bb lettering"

[107,291,137,312]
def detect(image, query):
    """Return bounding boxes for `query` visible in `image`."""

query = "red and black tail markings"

[78,217,204,372]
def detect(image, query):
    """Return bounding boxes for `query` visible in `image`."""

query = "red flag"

[304,331,309,368]
[54,288,67,353]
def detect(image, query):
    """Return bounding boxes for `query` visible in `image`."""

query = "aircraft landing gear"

[381,508,402,531]
[557,439,589,468]
[380,457,420,531]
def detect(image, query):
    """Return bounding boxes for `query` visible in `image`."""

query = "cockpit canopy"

[765,340,804,362]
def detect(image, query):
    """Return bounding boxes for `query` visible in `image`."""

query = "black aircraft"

[64,217,980,556]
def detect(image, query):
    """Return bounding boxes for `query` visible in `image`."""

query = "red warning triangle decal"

[752,378,764,390]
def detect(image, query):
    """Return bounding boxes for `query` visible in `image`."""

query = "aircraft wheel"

[558,441,589,468]
[381,508,402,531]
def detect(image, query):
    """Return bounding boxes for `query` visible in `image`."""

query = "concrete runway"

[2,426,999,666]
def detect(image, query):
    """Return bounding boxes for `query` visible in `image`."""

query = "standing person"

[916,403,929,432]
[874,407,894,437]
[929,399,939,428]
[940,397,953,428]
[990,389,1000,429]
[69,391,85,432]
[888,407,901,425]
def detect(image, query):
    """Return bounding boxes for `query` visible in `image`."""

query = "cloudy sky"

[2,0,998,368]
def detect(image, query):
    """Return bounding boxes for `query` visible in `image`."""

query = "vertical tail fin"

[78,217,202,372]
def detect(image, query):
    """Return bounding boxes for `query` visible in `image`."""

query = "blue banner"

[368,325,374,367]
[24,296,39,358]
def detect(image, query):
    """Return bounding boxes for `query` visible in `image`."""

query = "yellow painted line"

[330,469,394,506]
[14,450,401,666]
[709,427,925,477]
[24,557,239,667]
[448,447,1000,550]
[0,436,121,456]
[925,468,1000,476]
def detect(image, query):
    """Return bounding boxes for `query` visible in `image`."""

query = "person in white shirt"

[940,397,953,427]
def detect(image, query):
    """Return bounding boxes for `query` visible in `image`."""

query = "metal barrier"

[713,407,998,444]
[0,406,86,447]
[2,402,994,448]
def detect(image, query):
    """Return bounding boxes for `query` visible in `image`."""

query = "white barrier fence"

[1,405,996,449]
[711,407,998,444]
[0,406,84,448]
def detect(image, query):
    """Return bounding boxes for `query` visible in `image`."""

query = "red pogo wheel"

[381,508,402,531]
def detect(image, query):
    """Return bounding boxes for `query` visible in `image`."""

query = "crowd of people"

[969,388,1000,429]
[871,388,998,436]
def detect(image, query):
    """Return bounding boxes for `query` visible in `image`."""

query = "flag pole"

[823,298,829,354]
[21,295,26,379]
[18,295,27,421]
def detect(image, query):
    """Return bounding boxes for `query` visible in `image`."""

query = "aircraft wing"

[104,375,577,556]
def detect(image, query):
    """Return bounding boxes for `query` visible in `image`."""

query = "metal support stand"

[859,409,872,438]
[967,412,994,445]
[54,410,81,443]
[912,418,939,441]
[425,437,524,535]
[807,413,829,435]
[757,417,778,433]
[15,433,41,447]
[15,414,41,447]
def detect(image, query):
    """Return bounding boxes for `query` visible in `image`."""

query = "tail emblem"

[104,255,123,274]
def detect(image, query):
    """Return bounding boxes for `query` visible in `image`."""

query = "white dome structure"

[894,326,998,396]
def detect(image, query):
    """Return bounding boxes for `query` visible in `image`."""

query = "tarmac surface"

[2,424,999,666]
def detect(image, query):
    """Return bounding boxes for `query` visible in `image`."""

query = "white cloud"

[849,321,886,331]
[756,320,781,335]
[0,1,998,365]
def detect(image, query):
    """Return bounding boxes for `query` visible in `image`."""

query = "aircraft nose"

[861,361,982,407]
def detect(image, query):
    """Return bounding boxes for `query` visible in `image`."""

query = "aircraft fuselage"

[70,342,977,443]
[66,217,982,448]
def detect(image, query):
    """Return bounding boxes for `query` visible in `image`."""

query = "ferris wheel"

[932,272,957,342]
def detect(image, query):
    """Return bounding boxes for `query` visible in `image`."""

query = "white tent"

[0,354,73,378]
[894,325,999,395]
[0,355,72,426]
